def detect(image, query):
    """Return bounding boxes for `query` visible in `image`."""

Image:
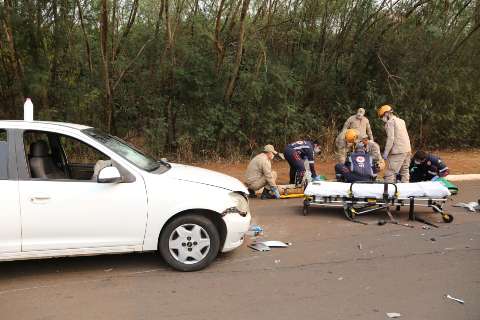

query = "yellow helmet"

[377,104,392,118]
[345,129,359,143]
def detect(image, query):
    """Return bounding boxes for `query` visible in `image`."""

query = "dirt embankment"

[194,150,480,184]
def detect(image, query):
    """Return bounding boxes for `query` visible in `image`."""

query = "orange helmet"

[345,129,359,143]
[377,104,392,118]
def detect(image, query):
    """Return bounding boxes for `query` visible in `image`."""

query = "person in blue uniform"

[335,143,376,182]
[409,150,449,182]
[284,140,321,185]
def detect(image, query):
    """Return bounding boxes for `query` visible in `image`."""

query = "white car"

[0,120,251,271]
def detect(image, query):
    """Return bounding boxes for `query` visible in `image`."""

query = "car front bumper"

[221,211,251,252]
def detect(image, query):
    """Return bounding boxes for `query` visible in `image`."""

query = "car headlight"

[222,192,249,217]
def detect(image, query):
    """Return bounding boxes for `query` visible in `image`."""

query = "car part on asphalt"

[445,294,465,304]
[453,201,480,212]
[386,312,402,318]
[260,240,289,248]
[248,243,271,251]
[246,224,263,237]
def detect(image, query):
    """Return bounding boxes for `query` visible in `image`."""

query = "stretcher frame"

[302,181,453,225]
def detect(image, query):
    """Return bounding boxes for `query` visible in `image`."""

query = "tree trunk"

[100,0,113,131]
[224,0,250,105]
[2,0,25,111]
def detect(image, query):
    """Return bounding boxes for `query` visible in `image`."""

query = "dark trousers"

[410,170,434,182]
[284,148,305,184]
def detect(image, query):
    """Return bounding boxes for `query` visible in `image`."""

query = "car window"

[24,131,52,157]
[83,128,162,172]
[0,129,7,179]
[60,135,109,165]
[23,130,112,181]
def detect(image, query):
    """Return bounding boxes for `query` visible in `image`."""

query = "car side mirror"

[97,166,122,183]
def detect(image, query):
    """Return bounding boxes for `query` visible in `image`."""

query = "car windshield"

[83,128,165,172]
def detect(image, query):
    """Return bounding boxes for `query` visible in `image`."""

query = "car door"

[0,129,22,254]
[18,129,148,252]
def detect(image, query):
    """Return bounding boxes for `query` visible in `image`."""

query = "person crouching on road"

[335,143,376,183]
[341,107,374,141]
[284,140,321,185]
[244,145,281,199]
[377,104,412,183]
[359,134,385,176]
[334,128,359,164]
[410,150,449,182]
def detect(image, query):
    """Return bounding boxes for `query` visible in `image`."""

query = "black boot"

[260,188,275,200]
[247,188,257,198]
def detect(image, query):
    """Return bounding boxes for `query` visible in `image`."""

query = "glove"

[312,176,322,182]
[431,175,439,181]
[383,152,388,160]
[271,187,281,199]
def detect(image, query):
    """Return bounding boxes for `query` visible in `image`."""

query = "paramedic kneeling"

[245,145,281,199]
[410,150,449,182]
[335,144,376,183]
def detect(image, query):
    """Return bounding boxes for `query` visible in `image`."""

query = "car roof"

[0,120,92,131]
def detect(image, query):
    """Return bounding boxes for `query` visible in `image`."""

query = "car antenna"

[24,98,34,121]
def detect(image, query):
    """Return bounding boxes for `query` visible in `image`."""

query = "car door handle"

[30,196,51,204]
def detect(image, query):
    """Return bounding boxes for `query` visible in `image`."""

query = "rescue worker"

[244,145,281,199]
[377,104,412,183]
[284,140,321,185]
[334,128,359,164]
[409,150,449,182]
[359,134,385,174]
[341,107,374,141]
[335,143,375,182]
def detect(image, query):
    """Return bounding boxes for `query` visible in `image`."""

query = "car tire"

[159,214,220,272]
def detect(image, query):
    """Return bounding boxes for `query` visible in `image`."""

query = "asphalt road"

[1,181,479,320]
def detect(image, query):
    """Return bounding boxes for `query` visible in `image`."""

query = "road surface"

[1,181,479,320]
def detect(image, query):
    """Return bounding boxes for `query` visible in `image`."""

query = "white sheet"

[304,181,450,199]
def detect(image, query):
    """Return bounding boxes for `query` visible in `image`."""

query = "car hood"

[163,163,248,193]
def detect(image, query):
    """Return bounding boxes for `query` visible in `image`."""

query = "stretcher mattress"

[304,181,451,199]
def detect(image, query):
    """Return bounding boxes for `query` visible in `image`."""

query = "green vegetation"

[1,0,479,159]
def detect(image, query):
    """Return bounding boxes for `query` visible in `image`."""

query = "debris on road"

[453,201,479,212]
[246,224,264,237]
[104,268,113,272]
[357,243,363,250]
[430,237,436,242]
[261,240,289,248]
[249,240,290,251]
[337,277,344,281]
[422,226,431,230]
[445,294,465,304]
[386,312,402,318]
[248,243,270,252]
[274,259,281,264]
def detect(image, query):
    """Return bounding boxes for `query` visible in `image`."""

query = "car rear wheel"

[159,214,220,271]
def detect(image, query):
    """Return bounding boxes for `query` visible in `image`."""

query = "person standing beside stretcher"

[358,134,385,173]
[284,140,321,185]
[334,129,359,164]
[377,104,412,183]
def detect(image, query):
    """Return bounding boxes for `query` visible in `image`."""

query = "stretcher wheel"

[303,200,310,216]
[442,214,453,223]
[345,207,356,220]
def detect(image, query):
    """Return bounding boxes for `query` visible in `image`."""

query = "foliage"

[0,0,479,159]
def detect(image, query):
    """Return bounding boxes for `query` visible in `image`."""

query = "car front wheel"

[159,214,220,271]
